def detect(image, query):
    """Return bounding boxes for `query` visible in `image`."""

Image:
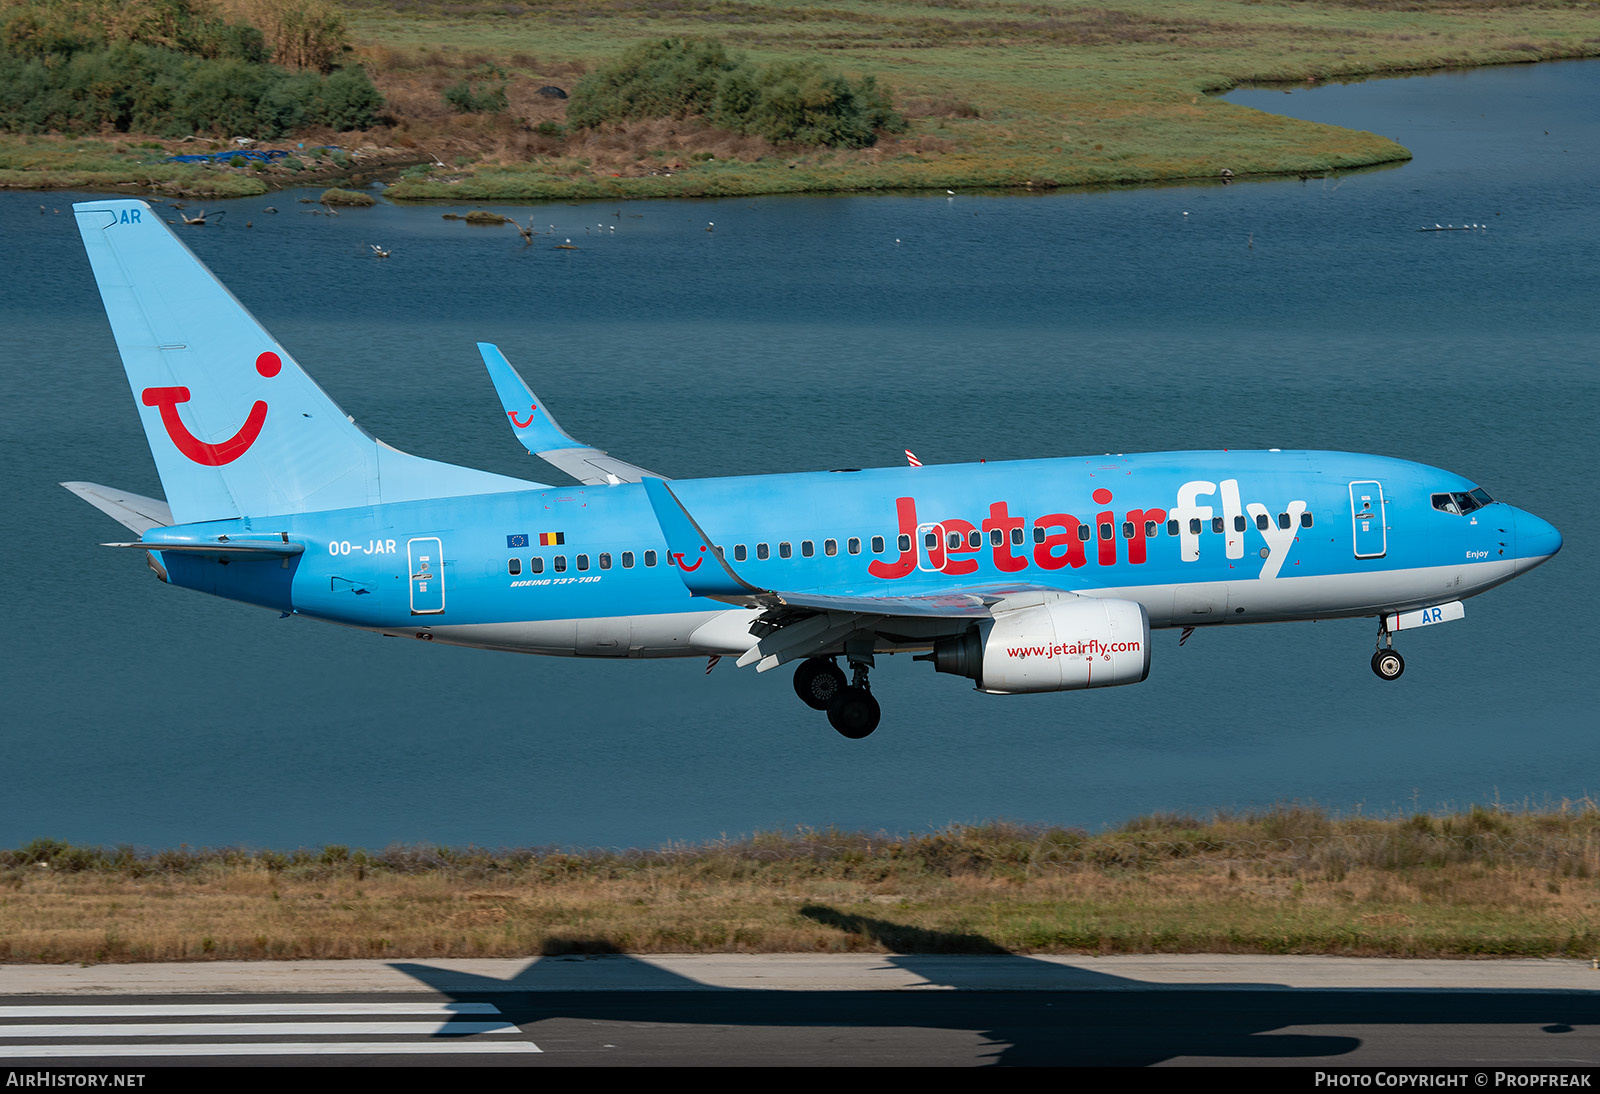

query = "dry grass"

[5,807,1600,963]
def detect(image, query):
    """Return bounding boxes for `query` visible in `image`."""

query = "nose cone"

[1514,508,1563,573]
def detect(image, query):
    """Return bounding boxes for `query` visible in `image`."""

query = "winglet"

[640,478,774,606]
[478,343,665,486]
[479,342,582,453]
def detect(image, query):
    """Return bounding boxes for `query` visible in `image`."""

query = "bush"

[568,37,905,148]
[0,0,380,136]
[443,63,508,114]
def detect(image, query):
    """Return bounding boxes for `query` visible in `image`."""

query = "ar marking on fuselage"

[140,351,280,466]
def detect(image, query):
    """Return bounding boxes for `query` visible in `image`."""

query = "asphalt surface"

[2,955,1598,1066]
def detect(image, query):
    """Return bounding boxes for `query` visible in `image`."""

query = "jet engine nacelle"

[923,595,1151,694]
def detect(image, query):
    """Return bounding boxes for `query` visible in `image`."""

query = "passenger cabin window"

[1300,512,1314,528]
[801,540,814,557]
[990,529,1004,547]
[1122,521,1134,539]
[1277,513,1291,530]
[946,531,961,550]
[508,558,521,576]
[847,538,861,555]
[554,555,568,572]
[825,539,838,556]
[1099,522,1113,540]
[1167,519,1180,537]
[530,557,544,574]
[1189,519,1202,535]
[757,543,770,560]
[968,530,981,549]
[1077,525,1091,542]
[1234,515,1247,532]
[599,552,612,569]
[1011,527,1024,546]
[1211,517,1224,534]
[779,542,792,559]
[620,552,633,569]
[644,550,657,567]
[1255,513,1270,530]
[926,532,939,549]
[898,534,911,552]
[870,536,884,554]
[734,544,747,562]
[1033,527,1046,544]
[1144,521,1158,537]
[576,554,590,571]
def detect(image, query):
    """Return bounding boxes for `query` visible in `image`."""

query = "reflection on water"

[1,60,1595,849]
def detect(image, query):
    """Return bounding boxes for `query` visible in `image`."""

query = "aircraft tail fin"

[73,199,540,525]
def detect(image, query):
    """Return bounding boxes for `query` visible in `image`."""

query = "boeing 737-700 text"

[64,199,1563,738]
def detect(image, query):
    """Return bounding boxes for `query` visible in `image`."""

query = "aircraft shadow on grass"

[388,908,1600,1065]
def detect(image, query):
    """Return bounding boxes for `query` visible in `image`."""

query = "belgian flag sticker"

[539,532,565,546]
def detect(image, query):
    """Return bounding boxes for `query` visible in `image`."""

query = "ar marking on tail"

[509,404,538,428]
[141,351,280,466]
[117,208,141,225]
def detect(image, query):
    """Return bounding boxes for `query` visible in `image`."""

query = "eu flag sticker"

[506,533,529,549]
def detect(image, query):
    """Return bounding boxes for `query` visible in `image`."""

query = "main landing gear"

[1371,619,1405,681]
[794,657,881,739]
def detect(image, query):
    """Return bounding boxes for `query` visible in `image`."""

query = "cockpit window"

[1433,488,1493,516]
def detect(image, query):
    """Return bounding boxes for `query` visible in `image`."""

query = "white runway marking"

[0,1042,543,1057]
[0,1001,541,1057]
[0,1003,501,1018]
[0,1021,520,1038]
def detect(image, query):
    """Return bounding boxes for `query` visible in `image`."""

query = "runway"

[2,955,1598,1066]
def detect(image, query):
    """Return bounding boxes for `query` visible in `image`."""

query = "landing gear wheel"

[794,658,847,711]
[1371,649,1405,680]
[827,687,881,739]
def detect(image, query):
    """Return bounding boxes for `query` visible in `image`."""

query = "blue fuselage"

[151,449,1560,658]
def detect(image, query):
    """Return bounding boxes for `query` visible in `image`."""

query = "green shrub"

[443,63,508,114]
[0,0,381,136]
[318,186,374,205]
[568,37,905,149]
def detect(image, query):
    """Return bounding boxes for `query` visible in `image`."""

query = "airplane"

[64,198,1563,739]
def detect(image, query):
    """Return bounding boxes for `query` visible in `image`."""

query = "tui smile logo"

[141,351,280,466]
[672,546,707,572]
[508,403,539,429]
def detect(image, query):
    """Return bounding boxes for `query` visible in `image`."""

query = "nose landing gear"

[793,656,881,738]
[1372,620,1405,680]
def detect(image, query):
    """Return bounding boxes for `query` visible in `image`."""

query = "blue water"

[2,60,1595,850]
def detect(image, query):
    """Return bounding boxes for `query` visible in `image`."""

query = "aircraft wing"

[478,343,665,486]
[641,477,1077,671]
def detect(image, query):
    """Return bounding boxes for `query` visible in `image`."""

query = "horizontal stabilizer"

[61,481,173,535]
[479,343,664,486]
[105,529,303,560]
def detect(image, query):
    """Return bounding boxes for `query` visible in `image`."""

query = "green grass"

[4,1,1599,197]
[357,0,1600,199]
[0,137,270,197]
